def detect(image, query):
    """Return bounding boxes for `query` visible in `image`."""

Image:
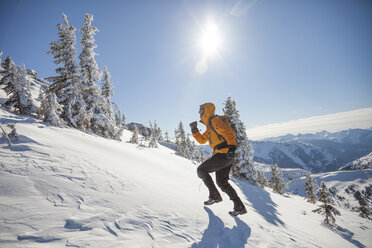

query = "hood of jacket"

[200,102,215,125]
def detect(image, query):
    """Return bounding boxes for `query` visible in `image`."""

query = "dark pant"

[197,153,243,208]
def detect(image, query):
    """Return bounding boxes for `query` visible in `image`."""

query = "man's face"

[199,107,205,117]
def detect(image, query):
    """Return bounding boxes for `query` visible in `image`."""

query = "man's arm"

[193,130,209,144]
[190,121,209,144]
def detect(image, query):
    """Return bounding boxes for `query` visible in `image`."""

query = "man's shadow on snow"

[234,179,284,226]
[191,207,251,248]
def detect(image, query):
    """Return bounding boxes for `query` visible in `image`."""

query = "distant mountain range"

[251,128,372,172]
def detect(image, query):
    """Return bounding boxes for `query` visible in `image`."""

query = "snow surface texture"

[1,108,371,247]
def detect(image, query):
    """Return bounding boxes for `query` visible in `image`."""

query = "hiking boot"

[204,196,223,205]
[229,206,247,216]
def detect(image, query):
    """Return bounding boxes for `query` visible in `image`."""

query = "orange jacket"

[193,102,237,155]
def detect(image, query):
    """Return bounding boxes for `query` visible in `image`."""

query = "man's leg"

[216,165,245,211]
[197,157,221,199]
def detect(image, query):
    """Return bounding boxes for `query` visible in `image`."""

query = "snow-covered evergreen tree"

[79,13,102,94]
[312,182,340,227]
[47,13,88,130]
[354,190,371,219]
[39,90,62,126]
[256,169,268,188]
[79,13,112,137]
[305,173,317,204]
[175,121,192,159]
[130,124,139,144]
[0,58,35,115]
[101,66,114,117]
[142,127,150,141]
[149,121,161,148]
[268,164,287,194]
[223,96,257,184]
[112,102,125,131]
[165,131,170,142]
[186,135,196,159]
[157,126,164,142]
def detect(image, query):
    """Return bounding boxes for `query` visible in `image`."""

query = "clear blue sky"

[1,0,371,137]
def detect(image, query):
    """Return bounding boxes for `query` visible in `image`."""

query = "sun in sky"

[196,18,222,74]
[200,19,221,56]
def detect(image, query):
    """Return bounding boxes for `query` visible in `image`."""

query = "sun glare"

[200,20,221,56]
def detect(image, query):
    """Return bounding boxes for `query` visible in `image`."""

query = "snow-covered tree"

[0,58,35,115]
[305,173,317,204]
[47,13,88,130]
[101,66,114,116]
[112,102,125,131]
[142,127,150,141]
[79,13,110,136]
[312,182,340,227]
[256,169,268,188]
[38,89,62,126]
[165,131,170,142]
[157,126,164,142]
[268,164,287,194]
[130,124,139,144]
[186,135,196,159]
[175,121,192,159]
[223,96,257,184]
[149,121,161,148]
[354,190,370,219]
[78,13,118,138]
[79,13,102,94]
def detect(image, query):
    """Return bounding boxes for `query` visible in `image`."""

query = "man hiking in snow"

[190,102,247,216]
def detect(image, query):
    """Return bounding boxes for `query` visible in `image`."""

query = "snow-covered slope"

[288,170,372,212]
[339,152,372,171]
[1,108,371,247]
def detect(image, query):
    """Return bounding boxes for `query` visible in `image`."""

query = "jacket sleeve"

[212,118,237,146]
[192,130,209,144]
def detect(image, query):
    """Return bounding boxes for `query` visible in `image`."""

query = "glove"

[227,145,236,158]
[189,121,198,134]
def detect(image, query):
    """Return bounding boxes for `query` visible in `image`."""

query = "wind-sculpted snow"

[1,108,371,247]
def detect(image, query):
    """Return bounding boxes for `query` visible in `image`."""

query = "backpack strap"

[208,115,224,141]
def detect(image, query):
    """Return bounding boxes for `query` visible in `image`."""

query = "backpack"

[208,115,238,146]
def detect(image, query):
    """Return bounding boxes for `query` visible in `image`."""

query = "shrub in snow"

[0,123,18,146]
[312,182,340,227]
[305,173,317,204]
[268,164,287,194]
[223,96,257,184]
[6,123,18,141]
